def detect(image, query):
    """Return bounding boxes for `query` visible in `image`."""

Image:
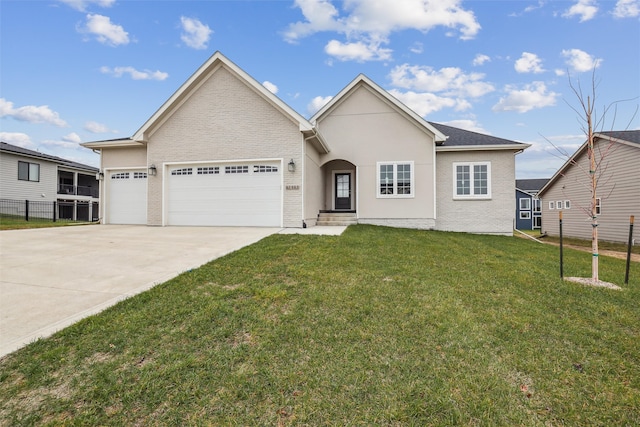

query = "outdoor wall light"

[148,164,157,176]
[97,171,104,180]
[288,159,296,172]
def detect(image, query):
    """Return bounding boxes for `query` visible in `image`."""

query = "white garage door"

[108,170,147,225]
[167,162,282,226]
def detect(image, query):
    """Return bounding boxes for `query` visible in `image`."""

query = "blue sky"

[1,0,638,178]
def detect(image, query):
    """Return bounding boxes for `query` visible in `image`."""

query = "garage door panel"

[167,162,281,227]
[108,170,147,225]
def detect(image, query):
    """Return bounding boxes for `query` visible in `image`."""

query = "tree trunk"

[587,96,599,281]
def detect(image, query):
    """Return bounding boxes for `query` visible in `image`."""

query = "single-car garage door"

[167,161,282,226]
[107,170,147,224]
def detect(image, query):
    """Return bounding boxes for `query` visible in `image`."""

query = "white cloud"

[514,52,545,74]
[40,133,83,149]
[263,81,278,94]
[561,48,602,72]
[285,0,481,61]
[0,98,68,127]
[492,82,559,113]
[410,42,424,54]
[180,17,212,50]
[84,121,116,133]
[389,64,495,98]
[472,54,491,66]
[79,13,129,46]
[562,0,598,22]
[100,66,168,81]
[0,132,34,149]
[388,89,464,116]
[307,95,333,116]
[324,39,392,62]
[612,0,640,18]
[59,0,115,12]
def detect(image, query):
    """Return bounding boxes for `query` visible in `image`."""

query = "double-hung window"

[377,161,414,198]
[453,162,491,199]
[18,161,40,182]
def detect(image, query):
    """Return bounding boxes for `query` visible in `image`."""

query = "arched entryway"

[322,159,356,212]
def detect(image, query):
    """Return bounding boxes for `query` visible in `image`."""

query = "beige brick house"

[83,52,529,235]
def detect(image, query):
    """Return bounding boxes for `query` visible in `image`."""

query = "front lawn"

[1,225,638,425]
[0,214,94,230]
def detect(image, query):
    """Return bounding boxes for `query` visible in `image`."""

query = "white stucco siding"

[540,141,640,243]
[304,140,324,225]
[144,65,303,227]
[101,146,147,170]
[435,150,516,235]
[0,152,57,201]
[316,85,436,223]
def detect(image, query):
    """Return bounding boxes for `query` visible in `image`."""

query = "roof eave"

[436,143,531,152]
[80,139,145,149]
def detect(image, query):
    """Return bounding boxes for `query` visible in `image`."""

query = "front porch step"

[316,211,358,226]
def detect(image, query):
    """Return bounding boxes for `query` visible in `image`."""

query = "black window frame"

[18,161,40,182]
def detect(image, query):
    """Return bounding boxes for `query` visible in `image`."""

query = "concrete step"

[317,212,357,226]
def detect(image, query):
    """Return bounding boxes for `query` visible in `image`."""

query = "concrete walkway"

[0,225,280,357]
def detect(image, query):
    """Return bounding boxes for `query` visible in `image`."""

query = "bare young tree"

[548,70,637,284]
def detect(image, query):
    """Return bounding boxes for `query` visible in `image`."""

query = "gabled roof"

[133,51,313,141]
[82,52,316,150]
[310,74,448,143]
[1,141,98,172]
[516,178,550,193]
[538,129,640,196]
[429,122,530,151]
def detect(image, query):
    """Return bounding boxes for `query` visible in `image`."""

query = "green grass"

[1,225,638,426]
[517,229,639,254]
[0,214,94,230]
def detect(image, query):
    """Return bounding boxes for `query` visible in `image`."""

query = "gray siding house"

[82,52,529,235]
[0,142,100,221]
[538,131,640,244]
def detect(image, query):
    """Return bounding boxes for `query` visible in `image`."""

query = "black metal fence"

[0,198,99,222]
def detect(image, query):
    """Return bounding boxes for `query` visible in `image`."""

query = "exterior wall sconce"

[148,164,157,176]
[97,171,104,180]
[288,159,296,172]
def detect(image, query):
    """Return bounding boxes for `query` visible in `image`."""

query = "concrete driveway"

[0,225,279,357]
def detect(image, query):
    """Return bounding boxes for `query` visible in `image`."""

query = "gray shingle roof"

[516,179,549,192]
[598,130,640,145]
[429,122,527,147]
[0,141,98,172]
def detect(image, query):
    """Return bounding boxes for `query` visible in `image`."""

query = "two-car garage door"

[107,162,282,226]
[166,161,282,227]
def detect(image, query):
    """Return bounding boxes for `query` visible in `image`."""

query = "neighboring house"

[538,130,640,244]
[82,52,529,235]
[515,178,549,230]
[0,142,100,221]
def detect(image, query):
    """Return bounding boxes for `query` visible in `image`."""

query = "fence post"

[25,200,29,221]
[625,215,634,285]
[53,201,57,223]
[559,211,563,278]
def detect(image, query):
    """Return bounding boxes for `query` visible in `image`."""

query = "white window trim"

[519,197,531,211]
[452,161,491,200]
[564,200,571,209]
[557,200,563,210]
[549,201,555,210]
[520,211,531,219]
[376,161,415,199]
